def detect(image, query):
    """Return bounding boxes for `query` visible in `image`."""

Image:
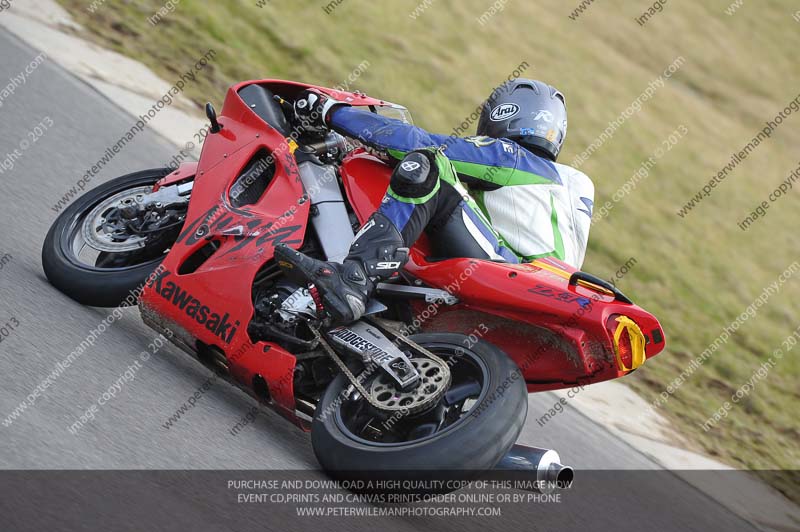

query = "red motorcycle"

[43,79,665,482]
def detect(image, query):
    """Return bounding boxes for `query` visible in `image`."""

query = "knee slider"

[390,151,439,198]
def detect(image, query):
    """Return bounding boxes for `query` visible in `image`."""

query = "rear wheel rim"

[333,343,489,447]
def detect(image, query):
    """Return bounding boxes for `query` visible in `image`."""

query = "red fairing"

[140,79,665,425]
[340,151,666,391]
[140,81,389,425]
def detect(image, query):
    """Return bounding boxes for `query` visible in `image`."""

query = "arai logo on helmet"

[400,161,421,172]
[490,103,520,122]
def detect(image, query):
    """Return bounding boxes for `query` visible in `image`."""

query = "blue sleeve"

[330,106,445,156]
[330,107,560,186]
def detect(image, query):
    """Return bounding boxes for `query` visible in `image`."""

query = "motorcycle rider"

[275,79,595,324]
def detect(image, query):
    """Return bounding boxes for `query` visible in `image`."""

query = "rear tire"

[311,333,528,486]
[42,168,176,307]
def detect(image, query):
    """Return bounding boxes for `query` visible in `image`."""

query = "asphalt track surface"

[0,30,761,531]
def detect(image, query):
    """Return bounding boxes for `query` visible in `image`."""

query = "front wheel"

[42,168,189,307]
[311,333,528,484]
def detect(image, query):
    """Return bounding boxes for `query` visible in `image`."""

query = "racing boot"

[274,212,408,324]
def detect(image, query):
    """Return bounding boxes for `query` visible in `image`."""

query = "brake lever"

[273,94,326,142]
[272,94,294,115]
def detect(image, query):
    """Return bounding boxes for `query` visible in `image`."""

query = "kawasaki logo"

[148,270,240,343]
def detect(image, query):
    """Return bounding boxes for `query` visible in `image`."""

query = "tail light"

[606,315,646,372]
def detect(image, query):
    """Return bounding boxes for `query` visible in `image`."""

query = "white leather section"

[481,162,594,268]
[460,209,505,261]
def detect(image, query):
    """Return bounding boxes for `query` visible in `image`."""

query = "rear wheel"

[42,168,189,307]
[311,333,527,486]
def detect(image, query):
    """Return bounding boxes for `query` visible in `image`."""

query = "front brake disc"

[81,186,154,253]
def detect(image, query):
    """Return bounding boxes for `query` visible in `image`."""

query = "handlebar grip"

[298,133,351,156]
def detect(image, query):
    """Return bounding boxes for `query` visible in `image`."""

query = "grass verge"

[57,0,800,502]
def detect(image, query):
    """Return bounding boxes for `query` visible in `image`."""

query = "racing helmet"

[477,79,567,161]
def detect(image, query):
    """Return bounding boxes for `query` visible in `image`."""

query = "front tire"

[42,168,180,307]
[311,333,528,484]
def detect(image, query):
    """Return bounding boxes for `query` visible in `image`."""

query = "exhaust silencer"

[495,444,574,493]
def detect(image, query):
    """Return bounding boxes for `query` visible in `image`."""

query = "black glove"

[293,89,349,134]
